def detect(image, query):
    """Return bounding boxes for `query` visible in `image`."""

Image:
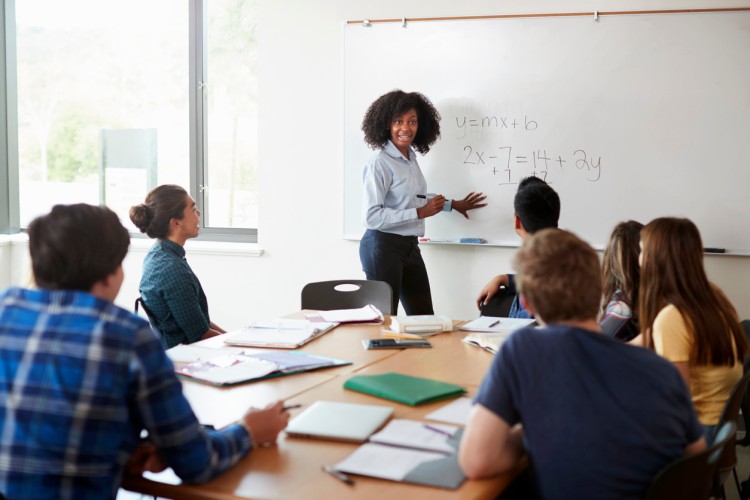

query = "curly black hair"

[361,90,441,155]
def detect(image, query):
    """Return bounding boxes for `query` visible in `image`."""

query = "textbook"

[383,315,453,339]
[176,351,350,386]
[461,333,508,354]
[333,422,465,489]
[459,317,535,354]
[344,372,466,406]
[223,319,338,349]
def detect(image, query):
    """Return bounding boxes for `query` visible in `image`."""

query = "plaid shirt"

[0,287,252,499]
[140,239,211,348]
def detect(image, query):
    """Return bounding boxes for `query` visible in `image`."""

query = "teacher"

[359,90,486,315]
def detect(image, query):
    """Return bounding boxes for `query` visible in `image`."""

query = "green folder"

[344,372,466,406]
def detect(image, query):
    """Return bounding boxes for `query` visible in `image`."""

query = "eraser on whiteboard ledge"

[459,237,487,244]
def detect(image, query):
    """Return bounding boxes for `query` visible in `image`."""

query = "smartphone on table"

[362,338,432,349]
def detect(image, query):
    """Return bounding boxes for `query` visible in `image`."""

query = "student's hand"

[241,400,290,447]
[416,195,446,219]
[210,322,227,334]
[126,440,167,475]
[452,192,487,219]
[200,328,222,341]
[476,274,509,310]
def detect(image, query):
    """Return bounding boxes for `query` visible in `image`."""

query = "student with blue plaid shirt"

[0,204,289,499]
[130,184,227,348]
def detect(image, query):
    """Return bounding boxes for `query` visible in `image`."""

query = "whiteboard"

[343,12,750,250]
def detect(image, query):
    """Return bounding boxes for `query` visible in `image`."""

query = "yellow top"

[653,304,741,425]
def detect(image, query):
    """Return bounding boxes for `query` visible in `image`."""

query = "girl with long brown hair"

[600,220,643,341]
[639,217,748,438]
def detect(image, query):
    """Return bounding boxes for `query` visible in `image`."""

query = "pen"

[423,424,454,437]
[416,194,426,199]
[283,403,302,411]
[322,465,355,485]
[488,320,501,328]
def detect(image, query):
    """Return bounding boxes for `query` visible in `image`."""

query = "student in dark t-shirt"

[459,229,705,500]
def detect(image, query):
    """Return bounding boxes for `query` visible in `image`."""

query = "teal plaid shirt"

[140,239,211,348]
[0,287,251,499]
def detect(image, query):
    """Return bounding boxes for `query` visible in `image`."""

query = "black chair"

[301,280,393,315]
[736,319,750,446]
[479,287,516,317]
[643,421,736,500]
[712,372,750,499]
[134,297,160,332]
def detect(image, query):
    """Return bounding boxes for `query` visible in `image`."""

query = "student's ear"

[513,214,527,239]
[89,266,124,303]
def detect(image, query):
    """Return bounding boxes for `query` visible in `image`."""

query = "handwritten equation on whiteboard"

[451,113,602,184]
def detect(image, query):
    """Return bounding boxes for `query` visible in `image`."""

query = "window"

[203,1,258,230]
[2,0,258,240]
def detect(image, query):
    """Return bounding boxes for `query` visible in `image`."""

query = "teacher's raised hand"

[453,192,487,219]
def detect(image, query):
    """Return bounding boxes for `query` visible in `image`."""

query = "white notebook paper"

[223,319,338,349]
[458,316,534,333]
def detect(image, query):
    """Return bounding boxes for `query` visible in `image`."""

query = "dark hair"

[601,220,644,326]
[513,176,560,233]
[28,204,130,291]
[361,90,441,155]
[129,184,188,239]
[514,228,601,323]
[639,217,748,366]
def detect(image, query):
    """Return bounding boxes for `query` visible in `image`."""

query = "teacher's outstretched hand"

[453,192,488,219]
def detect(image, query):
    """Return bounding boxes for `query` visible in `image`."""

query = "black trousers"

[359,229,434,315]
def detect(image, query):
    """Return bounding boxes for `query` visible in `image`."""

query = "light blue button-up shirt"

[362,140,451,236]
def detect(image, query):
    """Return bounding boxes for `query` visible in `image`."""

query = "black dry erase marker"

[416,194,427,199]
[704,247,726,254]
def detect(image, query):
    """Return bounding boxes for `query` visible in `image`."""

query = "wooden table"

[121,318,523,499]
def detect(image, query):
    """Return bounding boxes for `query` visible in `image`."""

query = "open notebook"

[223,319,338,348]
[333,419,466,489]
[176,350,350,386]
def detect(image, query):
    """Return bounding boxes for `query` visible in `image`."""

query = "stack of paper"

[333,419,465,489]
[383,315,453,339]
[305,304,384,324]
[223,319,338,349]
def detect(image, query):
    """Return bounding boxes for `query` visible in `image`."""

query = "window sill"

[129,237,264,257]
[0,233,264,257]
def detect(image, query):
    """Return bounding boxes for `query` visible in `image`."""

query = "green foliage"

[47,113,98,182]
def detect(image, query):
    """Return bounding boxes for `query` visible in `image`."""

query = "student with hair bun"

[130,184,225,348]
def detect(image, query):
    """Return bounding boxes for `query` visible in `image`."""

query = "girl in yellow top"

[639,217,748,441]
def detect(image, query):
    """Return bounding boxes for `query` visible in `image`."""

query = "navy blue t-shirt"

[475,325,703,500]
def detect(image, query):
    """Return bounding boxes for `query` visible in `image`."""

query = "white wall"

[3,0,750,329]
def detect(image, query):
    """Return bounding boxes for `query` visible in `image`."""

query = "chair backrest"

[643,421,736,500]
[712,371,750,490]
[134,297,160,331]
[301,280,393,315]
[742,320,750,369]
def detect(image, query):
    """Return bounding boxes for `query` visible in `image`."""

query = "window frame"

[0,0,258,242]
